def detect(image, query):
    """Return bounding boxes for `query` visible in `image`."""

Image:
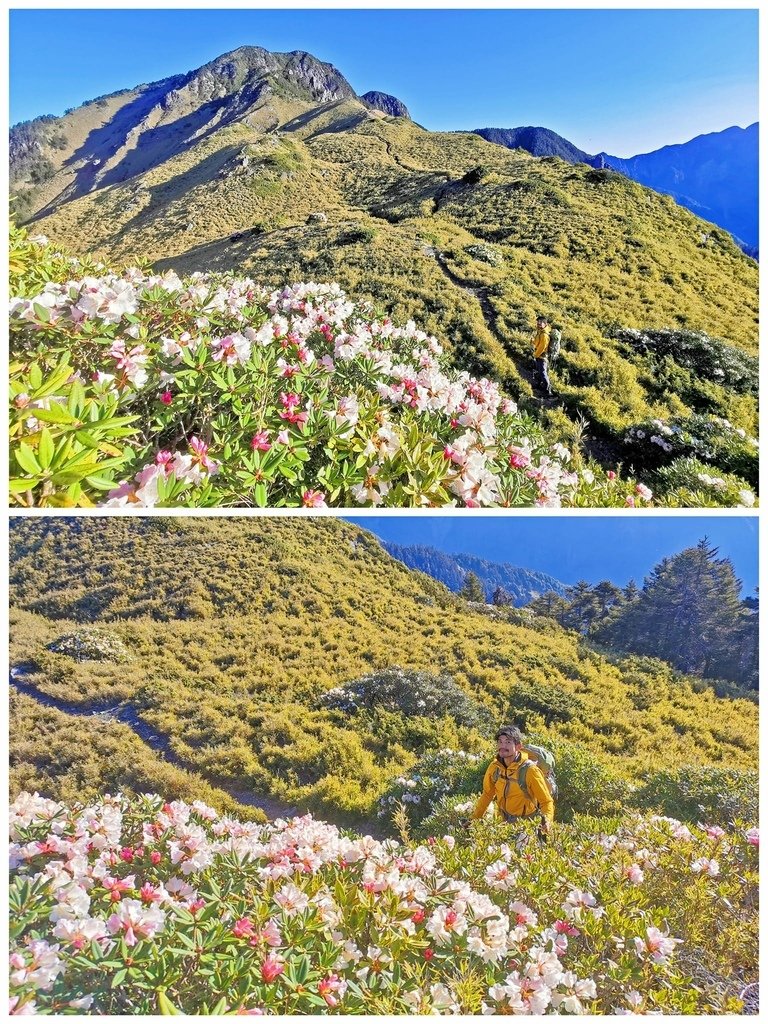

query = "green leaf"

[29,405,76,425]
[32,369,74,400]
[38,428,54,470]
[157,990,182,1015]
[13,443,42,476]
[8,478,33,494]
[28,363,42,390]
[67,380,86,415]
[84,474,120,491]
[253,483,268,508]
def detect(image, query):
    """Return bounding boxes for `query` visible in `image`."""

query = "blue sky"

[344,517,759,596]
[9,9,758,155]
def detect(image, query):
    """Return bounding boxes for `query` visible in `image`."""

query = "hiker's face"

[497,735,520,759]
[536,319,546,329]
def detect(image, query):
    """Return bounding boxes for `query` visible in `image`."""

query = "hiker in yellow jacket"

[470,724,554,835]
[531,315,554,397]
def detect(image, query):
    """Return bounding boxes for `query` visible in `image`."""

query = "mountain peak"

[360,91,410,119]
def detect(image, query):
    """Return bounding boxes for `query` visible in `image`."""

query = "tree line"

[461,540,757,692]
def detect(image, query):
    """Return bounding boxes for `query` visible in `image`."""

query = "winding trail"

[422,245,539,393]
[10,666,385,837]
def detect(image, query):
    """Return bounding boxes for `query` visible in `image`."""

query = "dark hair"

[495,724,524,744]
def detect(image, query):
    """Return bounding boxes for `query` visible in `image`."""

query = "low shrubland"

[9,224,757,507]
[10,227,646,509]
[9,517,759,830]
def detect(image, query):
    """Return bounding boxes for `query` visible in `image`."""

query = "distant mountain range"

[382,542,567,605]
[474,123,758,255]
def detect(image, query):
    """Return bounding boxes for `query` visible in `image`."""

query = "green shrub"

[317,666,492,732]
[632,764,758,825]
[508,679,585,726]
[540,738,633,821]
[624,413,758,486]
[377,747,485,828]
[28,156,55,184]
[606,326,757,397]
[653,458,756,508]
[47,628,130,663]
[336,225,376,245]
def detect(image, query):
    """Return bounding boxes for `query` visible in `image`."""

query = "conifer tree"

[563,581,601,634]
[597,539,753,684]
[460,571,486,603]
[528,590,570,624]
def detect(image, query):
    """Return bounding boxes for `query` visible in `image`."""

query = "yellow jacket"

[532,327,550,359]
[472,751,555,825]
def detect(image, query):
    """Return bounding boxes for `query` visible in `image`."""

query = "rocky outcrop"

[361,91,411,119]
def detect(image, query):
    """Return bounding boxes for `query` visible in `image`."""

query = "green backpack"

[520,744,558,801]
[548,328,562,363]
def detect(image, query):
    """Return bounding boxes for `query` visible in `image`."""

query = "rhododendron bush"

[9,792,757,1014]
[9,230,645,508]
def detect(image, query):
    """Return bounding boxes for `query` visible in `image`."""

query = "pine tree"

[598,539,753,685]
[492,586,514,607]
[563,581,601,634]
[460,571,486,603]
[528,590,570,625]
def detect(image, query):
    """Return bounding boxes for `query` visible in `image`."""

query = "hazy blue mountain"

[599,123,758,253]
[382,542,567,604]
[475,122,758,255]
[473,126,598,165]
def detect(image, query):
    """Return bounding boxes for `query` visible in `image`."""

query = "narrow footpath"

[10,666,385,837]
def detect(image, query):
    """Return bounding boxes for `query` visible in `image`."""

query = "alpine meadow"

[9,46,759,508]
[8,517,759,1014]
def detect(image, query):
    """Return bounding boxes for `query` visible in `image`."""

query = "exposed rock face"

[9,46,357,190]
[161,47,356,113]
[360,91,410,119]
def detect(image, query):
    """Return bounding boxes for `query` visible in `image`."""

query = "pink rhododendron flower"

[106,899,165,946]
[318,974,347,1007]
[251,431,271,452]
[634,926,682,965]
[302,489,327,508]
[691,857,720,877]
[260,956,284,983]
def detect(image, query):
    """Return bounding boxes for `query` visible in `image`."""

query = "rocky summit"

[361,90,411,119]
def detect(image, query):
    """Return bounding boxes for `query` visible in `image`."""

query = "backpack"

[520,744,558,801]
[548,329,562,363]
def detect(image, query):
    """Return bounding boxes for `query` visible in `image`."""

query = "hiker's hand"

[460,817,473,830]
[539,819,552,835]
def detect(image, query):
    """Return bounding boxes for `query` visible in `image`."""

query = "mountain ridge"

[381,541,568,603]
[474,122,758,253]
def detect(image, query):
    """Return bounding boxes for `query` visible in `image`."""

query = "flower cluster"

[11,238,644,508]
[378,749,483,825]
[9,792,757,1015]
[623,414,758,505]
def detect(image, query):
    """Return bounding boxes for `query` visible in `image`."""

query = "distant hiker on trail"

[531,315,554,397]
[467,724,555,840]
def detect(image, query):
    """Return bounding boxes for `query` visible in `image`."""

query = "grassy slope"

[9,517,757,819]
[18,96,758,450]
